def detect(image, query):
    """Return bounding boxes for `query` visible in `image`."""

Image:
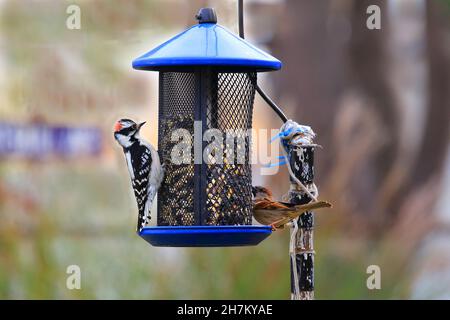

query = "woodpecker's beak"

[137,121,146,130]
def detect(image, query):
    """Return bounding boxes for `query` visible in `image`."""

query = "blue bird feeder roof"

[132,22,282,72]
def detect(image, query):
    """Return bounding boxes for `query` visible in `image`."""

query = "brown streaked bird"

[252,186,332,230]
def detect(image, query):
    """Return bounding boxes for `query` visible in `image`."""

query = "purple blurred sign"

[0,122,102,159]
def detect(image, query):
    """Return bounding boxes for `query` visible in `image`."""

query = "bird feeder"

[132,8,282,247]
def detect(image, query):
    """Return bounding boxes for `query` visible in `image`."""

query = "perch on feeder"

[132,8,282,247]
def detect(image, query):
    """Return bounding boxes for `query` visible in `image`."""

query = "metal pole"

[237,0,288,123]
[237,0,315,299]
[288,146,315,300]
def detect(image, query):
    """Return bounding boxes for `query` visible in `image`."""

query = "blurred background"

[0,0,449,299]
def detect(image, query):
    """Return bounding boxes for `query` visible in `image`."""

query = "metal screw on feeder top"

[132,8,282,247]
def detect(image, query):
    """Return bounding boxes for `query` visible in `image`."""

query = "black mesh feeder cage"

[132,8,282,247]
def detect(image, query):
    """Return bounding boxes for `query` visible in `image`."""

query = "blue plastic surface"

[139,225,272,247]
[132,23,282,72]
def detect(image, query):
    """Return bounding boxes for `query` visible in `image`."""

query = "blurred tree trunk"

[348,0,398,185]
[409,1,450,187]
[385,0,450,225]
[269,0,397,221]
[346,0,401,225]
[268,0,450,232]
[268,0,349,179]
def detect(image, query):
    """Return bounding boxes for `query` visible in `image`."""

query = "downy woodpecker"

[114,119,164,232]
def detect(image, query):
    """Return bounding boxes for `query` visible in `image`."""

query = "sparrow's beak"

[137,121,146,130]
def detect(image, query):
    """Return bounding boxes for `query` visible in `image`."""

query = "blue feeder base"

[138,225,272,247]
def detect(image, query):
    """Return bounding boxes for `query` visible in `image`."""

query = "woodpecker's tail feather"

[137,185,157,232]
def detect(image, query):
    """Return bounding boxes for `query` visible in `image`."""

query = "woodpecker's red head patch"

[114,121,123,132]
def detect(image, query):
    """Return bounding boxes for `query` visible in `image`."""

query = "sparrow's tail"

[289,200,332,216]
[273,200,332,229]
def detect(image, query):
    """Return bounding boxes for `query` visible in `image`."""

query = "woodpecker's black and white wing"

[125,141,161,232]
[140,140,163,230]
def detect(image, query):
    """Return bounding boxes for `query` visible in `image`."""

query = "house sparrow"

[252,186,331,230]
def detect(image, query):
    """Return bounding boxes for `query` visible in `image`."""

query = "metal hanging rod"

[237,0,288,123]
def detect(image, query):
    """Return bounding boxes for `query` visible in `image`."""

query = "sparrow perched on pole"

[114,119,164,232]
[252,186,331,230]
